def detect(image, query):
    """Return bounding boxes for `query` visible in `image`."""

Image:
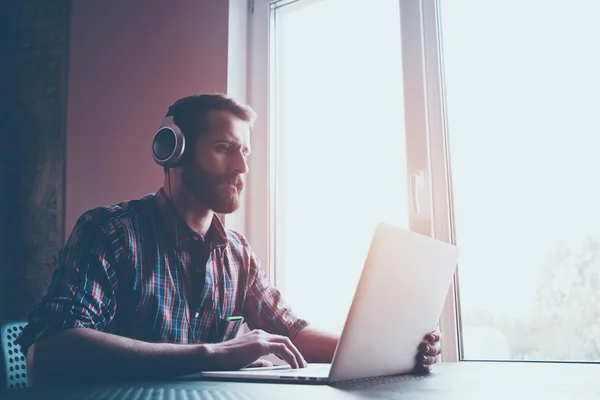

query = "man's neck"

[163,184,213,237]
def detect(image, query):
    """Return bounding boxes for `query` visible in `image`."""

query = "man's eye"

[217,145,231,152]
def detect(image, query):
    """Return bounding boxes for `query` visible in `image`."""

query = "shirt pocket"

[218,317,244,342]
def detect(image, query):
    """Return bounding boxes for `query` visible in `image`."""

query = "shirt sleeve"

[18,214,119,356]
[242,252,309,339]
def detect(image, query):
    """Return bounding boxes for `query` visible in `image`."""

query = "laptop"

[201,222,459,384]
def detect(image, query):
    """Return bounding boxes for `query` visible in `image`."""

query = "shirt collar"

[154,188,228,250]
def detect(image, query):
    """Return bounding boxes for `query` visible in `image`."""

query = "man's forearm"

[291,325,339,363]
[27,328,209,386]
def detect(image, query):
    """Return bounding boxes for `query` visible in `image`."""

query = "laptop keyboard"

[251,364,331,377]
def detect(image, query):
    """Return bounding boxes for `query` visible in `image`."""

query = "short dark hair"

[163,93,257,172]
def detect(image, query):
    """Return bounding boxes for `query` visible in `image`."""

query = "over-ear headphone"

[152,116,186,168]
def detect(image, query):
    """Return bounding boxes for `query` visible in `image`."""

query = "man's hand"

[203,329,307,371]
[414,329,441,374]
[245,359,274,368]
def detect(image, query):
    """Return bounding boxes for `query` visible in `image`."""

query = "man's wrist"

[193,342,217,371]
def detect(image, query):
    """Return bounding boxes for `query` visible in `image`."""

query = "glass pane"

[441,0,600,361]
[271,0,408,333]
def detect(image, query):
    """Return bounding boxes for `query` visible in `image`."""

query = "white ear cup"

[152,116,186,168]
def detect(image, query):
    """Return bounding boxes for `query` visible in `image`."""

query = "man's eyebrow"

[211,138,251,153]
[211,133,240,143]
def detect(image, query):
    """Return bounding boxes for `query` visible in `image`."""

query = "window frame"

[246,0,459,362]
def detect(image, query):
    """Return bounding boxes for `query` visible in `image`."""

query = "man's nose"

[232,151,249,175]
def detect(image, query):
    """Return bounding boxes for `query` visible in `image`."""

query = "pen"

[226,316,244,322]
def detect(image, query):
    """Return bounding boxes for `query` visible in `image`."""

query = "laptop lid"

[327,222,459,382]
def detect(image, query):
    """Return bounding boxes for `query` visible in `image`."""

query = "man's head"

[164,93,256,214]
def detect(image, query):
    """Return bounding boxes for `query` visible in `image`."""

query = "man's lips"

[221,179,243,191]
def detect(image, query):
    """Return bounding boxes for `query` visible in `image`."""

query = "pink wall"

[65,0,230,237]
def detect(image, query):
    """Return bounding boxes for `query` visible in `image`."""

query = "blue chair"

[1,321,28,388]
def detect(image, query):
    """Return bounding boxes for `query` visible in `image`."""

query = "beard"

[180,163,244,214]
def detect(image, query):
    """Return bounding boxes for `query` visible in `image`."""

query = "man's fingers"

[414,363,432,375]
[419,354,437,366]
[424,331,441,343]
[273,335,307,368]
[429,341,441,356]
[270,342,299,369]
[413,351,436,375]
[245,359,274,368]
[417,341,441,356]
[244,330,306,369]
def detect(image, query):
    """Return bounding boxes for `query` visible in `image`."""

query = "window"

[269,0,410,333]
[440,0,600,361]
[250,0,600,363]
[248,0,451,351]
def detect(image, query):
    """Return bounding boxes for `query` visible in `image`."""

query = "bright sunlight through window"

[441,0,600,361]
[271,0,409,334]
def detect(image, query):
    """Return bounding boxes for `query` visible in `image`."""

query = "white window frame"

[246,0,460,362]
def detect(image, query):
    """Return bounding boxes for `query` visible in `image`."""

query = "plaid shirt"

[18,189,308,356]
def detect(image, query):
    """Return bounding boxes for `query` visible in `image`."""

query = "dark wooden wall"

[0,0,70,324]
